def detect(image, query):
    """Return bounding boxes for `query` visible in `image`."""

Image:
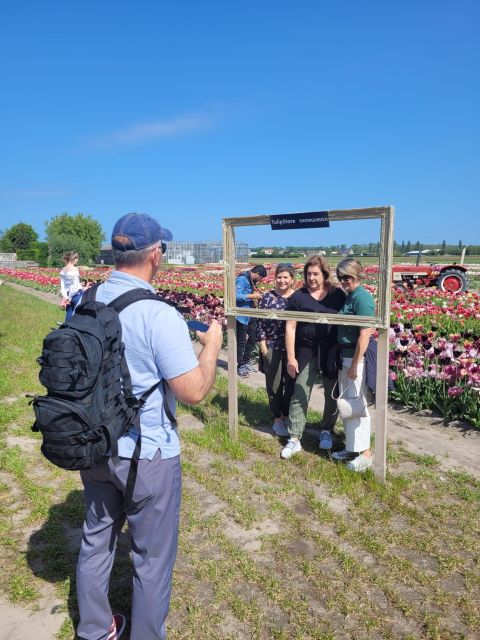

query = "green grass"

[1,284,480,640]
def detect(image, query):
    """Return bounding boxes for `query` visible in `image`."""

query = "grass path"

[1,284,479,639]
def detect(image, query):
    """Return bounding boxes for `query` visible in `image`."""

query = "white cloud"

[87,112,214,148]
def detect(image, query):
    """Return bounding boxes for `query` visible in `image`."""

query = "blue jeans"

[65,290,83,321]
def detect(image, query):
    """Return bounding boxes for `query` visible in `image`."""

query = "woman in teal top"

[332,258,375,472]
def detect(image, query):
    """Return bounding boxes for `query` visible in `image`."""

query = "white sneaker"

[272,421,289,437]
[318,430,333,450]
[346,453,373,472]
[281,439,302,459]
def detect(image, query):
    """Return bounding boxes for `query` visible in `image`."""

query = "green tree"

[45,213,105,265]
[0,223,38,252]
[48,233,97,268]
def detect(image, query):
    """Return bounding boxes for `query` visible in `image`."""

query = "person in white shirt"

[59,251,82,320]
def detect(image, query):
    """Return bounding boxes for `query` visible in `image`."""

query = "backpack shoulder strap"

[108,288,165,314]
[80,282,101,304]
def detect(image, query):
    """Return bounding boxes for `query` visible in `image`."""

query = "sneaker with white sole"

[107,614,126,640]
[245,362,257,372]
[331,449,358,462]
[318,430,333,450]
[281,438,302,459]
[346,453,373,472]
[237,365,250,377]
[272,421,289,437]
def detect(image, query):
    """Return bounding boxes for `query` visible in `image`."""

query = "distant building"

[97,242,249,265]
[97,245,114,265]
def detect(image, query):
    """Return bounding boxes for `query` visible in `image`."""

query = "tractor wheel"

[436,269,469,293]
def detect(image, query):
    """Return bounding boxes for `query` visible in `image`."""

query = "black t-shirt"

[287,286,346,346]
[286,286,346,372]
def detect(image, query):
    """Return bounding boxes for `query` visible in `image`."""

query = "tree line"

[252,240,480,257]
[0,213,105,267]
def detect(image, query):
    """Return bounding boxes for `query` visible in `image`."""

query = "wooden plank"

[373,327,390,481]
[222,220,237,310]
[223,206,390,227]
[226,315,238,439]
[223,307,383,328]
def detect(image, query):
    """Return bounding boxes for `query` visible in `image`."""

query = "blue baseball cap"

[111,213,173,251]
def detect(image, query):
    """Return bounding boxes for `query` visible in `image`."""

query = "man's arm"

[167,321,223,404]
[236,273,262,304]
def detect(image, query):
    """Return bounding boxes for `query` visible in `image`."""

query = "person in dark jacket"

[235,264,267,377]
[281,255,346,459]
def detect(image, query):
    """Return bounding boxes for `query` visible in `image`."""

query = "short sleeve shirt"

[257,290,289,350]
[96,271,199,460]
[337,285,375,356]
[286,286,346,347]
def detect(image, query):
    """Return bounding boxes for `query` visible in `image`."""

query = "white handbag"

[332,380,368,420]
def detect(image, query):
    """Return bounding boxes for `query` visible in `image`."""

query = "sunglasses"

[277,262,293,268]
[161,242,167,255]
[337,274,353,282]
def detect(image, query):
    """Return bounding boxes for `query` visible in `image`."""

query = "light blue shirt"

[235,271,254,325]
[96,271,199,459]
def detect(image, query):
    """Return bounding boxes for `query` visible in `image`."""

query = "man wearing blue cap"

[75,213,223,640]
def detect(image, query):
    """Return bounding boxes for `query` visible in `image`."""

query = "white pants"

[339,357,371,452]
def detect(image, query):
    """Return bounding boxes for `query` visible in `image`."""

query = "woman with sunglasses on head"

[257,264,297,436]
[280,255,346,459]
[332,258,375,472]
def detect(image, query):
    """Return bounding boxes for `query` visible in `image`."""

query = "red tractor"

[392,257,469,293]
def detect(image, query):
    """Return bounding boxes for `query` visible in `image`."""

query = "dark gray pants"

[76,451,182,640]
[263,347,295,419]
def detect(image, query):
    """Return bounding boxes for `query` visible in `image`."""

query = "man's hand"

[168,320,223,405]
[287,358,299,379]
[197,320,223,350]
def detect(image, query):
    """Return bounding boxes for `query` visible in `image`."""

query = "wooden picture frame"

[222,206,394,481]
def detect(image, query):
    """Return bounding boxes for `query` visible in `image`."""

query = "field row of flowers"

[1,264,479,428]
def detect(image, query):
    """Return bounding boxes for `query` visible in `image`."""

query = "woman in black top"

[281,255,346,459]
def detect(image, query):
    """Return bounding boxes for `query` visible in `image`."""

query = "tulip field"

[1,263,480,428]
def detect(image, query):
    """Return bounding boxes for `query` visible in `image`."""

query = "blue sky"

[0,0,478,247]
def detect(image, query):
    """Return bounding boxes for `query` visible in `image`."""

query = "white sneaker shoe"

[318,430,333,450]
[346,453,373,472]
[273,421,289,437]
[281,439,302,459]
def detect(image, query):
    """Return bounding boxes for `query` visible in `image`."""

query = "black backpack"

[31,284,175,499]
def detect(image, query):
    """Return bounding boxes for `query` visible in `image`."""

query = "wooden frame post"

[374,328,389,480]
[223,219,239,439]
